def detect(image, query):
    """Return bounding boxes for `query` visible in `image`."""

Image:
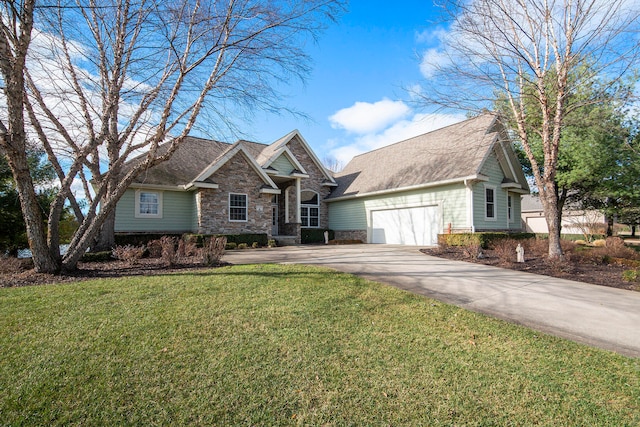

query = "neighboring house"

[114,131,337,244]
[326,114,530,245]
[115,113,530,246]
[521,194,606,236]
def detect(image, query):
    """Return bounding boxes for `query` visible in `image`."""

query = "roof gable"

[328,114,528,200]
[189,142,279,191]
[260,130,336,185]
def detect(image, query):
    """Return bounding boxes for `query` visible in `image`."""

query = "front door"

[272,205,278,236]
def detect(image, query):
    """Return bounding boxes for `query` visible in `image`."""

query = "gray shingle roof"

[327,114,500,199]
[131,136,232,186]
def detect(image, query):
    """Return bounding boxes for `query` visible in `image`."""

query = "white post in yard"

[516,243,525,263]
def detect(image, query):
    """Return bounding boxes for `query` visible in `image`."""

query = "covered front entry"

[370,205,439,246]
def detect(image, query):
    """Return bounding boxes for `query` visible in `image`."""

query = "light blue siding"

[115,189,195,233]
[328,183,469,232]
[473,150,523,230]
[328,198,367,230]
[271,154,295,175]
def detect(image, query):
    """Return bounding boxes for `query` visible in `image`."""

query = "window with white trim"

[135,190,162,218]
[485,185,496,220]
[508,195,513,222]
[300,190,319,228]
[229,193,248,222]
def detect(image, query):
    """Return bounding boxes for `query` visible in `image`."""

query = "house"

[521,194,606,236]
[326,114,530,245]
[114,131,337,244]
[114,113,530,245]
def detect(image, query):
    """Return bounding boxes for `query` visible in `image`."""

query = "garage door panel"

[371,206,439,246]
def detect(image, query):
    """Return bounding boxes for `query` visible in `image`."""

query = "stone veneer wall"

[197,152,272,235]
[334,230,367,242]
[286,137,331,229]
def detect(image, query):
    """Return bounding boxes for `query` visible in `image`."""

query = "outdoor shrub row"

[183,233,268,247]
[116,233,269,248]
[438,232,535,249]
[301,229,334,244]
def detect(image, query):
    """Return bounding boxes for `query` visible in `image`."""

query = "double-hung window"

[135,190,162,218]
[229,193,248,222]
[508,195,513,222]
[300,190,319,228]
[485,185,496,220]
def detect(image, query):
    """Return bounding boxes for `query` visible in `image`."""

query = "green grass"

[1,264,638,425]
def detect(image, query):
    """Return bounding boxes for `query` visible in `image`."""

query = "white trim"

[131,183,189,192]
[484,184,497,221]
[263,146,308,176]
[259,187,281,195]
[464,179,475,232]
[228,192,248,222]
[285,187,290,223]
[300,189,320,228]
[269,130,337,185]
[295,178,301,223]
[325,174,485,203]
[192,143,279,191]
[134,189,163,219]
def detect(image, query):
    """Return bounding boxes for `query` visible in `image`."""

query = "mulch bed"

[420,246,639,292]
[0,257,226,288]
[2,249,638,292]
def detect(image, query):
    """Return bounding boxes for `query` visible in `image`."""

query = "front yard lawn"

[1,264,638,425]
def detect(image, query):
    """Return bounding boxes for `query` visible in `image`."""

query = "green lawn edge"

[1,264,638,426]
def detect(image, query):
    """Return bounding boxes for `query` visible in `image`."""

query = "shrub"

[604,237,639,259]
[237,243,248,249]
[251,242,259,249]
[438,232,535,249]
[622,269,640,282]
[147,239,163,258]
[492,238,518,263]
[523,238,548,257]
[112,245,145,265]
[177,239,199,259]
[81,251,113,263]
[592,239,607,247]
[160,236,178,267]
[201,236,226,266]
[226,242,238,250]
[301,229,335,244]
[267,239,277,248]
[115,233,181,247]
[462,242,483,260]
[574,239,588,246]
[0,256,25,274]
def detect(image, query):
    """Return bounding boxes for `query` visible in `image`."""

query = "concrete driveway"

[224,244,640,358]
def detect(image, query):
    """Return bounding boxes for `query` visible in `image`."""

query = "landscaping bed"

[422,237,640,292]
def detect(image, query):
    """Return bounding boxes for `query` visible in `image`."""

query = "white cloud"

[419,48,451,79]
[327,103,466,166]
[329,98,411,134]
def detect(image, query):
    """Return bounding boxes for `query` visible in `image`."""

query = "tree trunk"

[93,210,115,252]
[632,225,636,237]
[606,216,614,237]
[540,187,564,259]
[10,154,60,272]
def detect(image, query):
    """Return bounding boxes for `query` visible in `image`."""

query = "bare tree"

[417,0,640,258]
[1,0,344,273]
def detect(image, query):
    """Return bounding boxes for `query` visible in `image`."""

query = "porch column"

[285,188,289,223]
[295,177,301,223]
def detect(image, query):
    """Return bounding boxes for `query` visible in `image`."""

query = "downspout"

[465,179,476,233]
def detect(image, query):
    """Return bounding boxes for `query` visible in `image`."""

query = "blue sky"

[243,0,466,167]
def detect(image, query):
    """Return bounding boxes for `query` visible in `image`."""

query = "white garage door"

[371,206,439,246]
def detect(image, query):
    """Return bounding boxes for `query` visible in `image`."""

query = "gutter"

[325,174,488,203]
